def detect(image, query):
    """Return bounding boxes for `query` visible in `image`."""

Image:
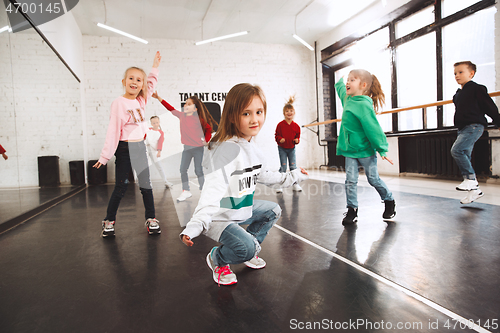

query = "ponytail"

[368,74,385,113]
[283,95,296,114]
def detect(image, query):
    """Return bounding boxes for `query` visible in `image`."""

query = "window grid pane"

[397,33,437,131]
[395,5,434,39]
[441,0,481,18]
[442,6,496,127]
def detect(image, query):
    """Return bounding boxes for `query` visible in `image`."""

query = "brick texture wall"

[83,36,319,181]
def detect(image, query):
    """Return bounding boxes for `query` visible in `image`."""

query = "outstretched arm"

[153,91,183,118]
[152,51,161,68]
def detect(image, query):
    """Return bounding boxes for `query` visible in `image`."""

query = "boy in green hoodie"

[335,69,395,226]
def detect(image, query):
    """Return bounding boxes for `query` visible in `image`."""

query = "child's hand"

[152,51,161,68]
[294,138,299,144]
[182,235,194,246]
[381,156,394,165]
[157,151,161,158]
[152,91,162,101]
[300,167,308,175]
[93,161,103,169]
[280,138,285,143]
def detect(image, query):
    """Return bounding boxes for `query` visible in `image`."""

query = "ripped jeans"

[278,146,297,173]
[212,200,282,267]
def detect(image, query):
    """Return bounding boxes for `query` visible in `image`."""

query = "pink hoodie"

[98,68,159,165]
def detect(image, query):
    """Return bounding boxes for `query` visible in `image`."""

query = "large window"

[442,6,496,126]
[332,28,393,133]
[322,0,496,135]
[397,33,437,131]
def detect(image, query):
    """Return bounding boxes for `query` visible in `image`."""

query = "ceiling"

[70,0,379,45]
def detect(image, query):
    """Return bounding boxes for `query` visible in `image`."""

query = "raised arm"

[334,77,347,108]
[152,91,183,118]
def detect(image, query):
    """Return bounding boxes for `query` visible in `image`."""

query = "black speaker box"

[38,156,60,187]
[69,160,85,185]
[88,160,107,185]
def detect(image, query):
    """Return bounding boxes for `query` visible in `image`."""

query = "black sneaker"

[145,218,161,235]
[342,207,358,226]
[101,220,115,238]
[383,200,396,219]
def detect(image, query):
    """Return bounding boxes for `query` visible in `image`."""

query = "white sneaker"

[206,247,237,286]
[244,255,266,269]
[456,179,478,191]
[177,190,192,202]
[293,184,303,192]
[275,188,283,194]
[165,181,174,188]
[101,220,115,238]
[460,189,484,204]
[145,218,161,235]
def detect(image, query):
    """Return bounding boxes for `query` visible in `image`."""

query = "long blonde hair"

[349,69,385,112]
[209,83,267,150]
[123,67,148,101]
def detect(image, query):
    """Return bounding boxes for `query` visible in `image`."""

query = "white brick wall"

[0,33,82,187]
[84,36,320,182]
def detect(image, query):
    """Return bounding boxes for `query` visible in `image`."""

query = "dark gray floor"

[0,179,499,333]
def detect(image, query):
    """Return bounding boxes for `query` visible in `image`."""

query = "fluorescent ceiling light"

[195,31,249,46]
[0,26,12,34]
[97,23,148,44]
[293,34,314,51]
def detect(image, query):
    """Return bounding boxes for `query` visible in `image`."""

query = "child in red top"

[145,115,174,188]
[152,92,217,202]
[93,51,162,238]
[0,144,7,160]
[275,96,302,192]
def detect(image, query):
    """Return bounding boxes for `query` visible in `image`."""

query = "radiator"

[399,132,490,177]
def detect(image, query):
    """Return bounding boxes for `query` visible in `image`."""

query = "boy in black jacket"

[451,61,500,204]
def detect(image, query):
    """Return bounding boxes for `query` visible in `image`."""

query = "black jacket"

[453,80,500,130]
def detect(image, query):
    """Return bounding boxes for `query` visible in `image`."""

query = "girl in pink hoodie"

[93,52,162,238]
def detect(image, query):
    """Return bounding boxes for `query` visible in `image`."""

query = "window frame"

[320,0,495,135]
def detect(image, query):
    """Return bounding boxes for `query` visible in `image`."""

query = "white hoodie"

[180,136,308,242]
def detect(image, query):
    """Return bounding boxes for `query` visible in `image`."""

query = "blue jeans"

[278,146,296,172]
[345,155,393,209]
[180,145,205,191]
[105,141,155,221]
[450,124,484,179]
[212,200,282,267]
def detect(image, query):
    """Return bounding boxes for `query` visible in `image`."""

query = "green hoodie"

[335,78,388,158]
